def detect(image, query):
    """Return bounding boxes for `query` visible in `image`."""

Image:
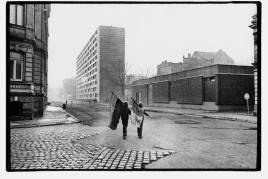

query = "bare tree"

[102,61,131,100]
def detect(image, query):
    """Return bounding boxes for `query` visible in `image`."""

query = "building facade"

[76,26,125,103]
[157,49,234,76]
[249,14,258,116]
[132,64,254,111]
[157,61,183,75]
[9,4,50,120]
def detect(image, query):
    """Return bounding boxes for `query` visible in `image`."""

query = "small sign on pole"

[244,93,250,114]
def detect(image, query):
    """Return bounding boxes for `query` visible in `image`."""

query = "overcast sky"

[48,3,256,88]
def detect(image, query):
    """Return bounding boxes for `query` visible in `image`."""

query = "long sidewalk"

[10,105,79,128]
[144,106,257,124]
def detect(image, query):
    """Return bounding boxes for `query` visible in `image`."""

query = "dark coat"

[121,107,131,122]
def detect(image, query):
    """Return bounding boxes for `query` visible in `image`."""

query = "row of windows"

[77,93,97,99]
[9,4,24,26]
[77,65,97,83]
[78,48,97,68]
[10,5,24,26]
[77,79,97,88]
[77,87,97,95]
[77,72,97,87]
[77,59,97,79]
[77,52,97,75]
[86,81,97,87]
[77,36,98,65]
[9,4,47,27]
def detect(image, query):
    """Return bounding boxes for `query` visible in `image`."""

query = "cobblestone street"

[10,124,174,170]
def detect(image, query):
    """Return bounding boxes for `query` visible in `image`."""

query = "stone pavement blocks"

[10,123,173,170]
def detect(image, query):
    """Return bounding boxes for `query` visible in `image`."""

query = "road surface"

[65,103,257,169]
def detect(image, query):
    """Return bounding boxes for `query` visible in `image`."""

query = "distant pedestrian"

[136,103,149,139]
[120,102,131,139]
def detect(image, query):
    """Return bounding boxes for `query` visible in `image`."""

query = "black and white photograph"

[3,0,262,172]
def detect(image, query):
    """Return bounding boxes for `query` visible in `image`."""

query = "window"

[10,52,24,81]
[9,4,24,26]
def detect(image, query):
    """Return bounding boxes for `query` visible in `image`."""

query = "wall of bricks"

[215,74,254,105]
[132,65,253,86]
[152,81,170,103]
[171,76,203,104]
[132,64,254,111]
[203,76,215,102]
[132,84,149,105]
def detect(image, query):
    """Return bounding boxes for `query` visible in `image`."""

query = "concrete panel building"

[132,64,254,111]
[9,4,50,120]
[76,26,125,103]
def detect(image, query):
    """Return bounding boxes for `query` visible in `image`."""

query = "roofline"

[132,64,253,84]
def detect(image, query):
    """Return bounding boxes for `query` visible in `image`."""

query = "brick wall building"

[76,26,125,103]
[132,64,254,111]
[157,49,235,76]
[9,4,50,120]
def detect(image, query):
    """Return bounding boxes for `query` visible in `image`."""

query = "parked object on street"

[62,104,66,109]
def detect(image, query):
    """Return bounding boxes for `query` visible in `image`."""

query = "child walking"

[136,103,149,139]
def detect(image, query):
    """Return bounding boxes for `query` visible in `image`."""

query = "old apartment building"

[9,4,50,120]
[76,26,125,103]
[249,14,258,116]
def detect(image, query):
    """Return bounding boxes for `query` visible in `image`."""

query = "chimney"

[188,53,191,58]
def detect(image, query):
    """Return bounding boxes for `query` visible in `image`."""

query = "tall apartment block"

[9,4,50,120]
[76,26,125,103]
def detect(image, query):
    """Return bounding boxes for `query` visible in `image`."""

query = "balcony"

[9,24,26,39]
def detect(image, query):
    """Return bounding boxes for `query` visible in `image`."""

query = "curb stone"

[145,109,257,124]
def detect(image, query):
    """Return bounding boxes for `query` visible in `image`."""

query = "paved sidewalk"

[144,106,257,124]
[10,106,79,128]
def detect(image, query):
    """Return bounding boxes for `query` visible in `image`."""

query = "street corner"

[77,144,177,170]
[10,124,109,170]
[10,122,176,170]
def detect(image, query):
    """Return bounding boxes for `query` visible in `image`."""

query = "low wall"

[150,102,219,111]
